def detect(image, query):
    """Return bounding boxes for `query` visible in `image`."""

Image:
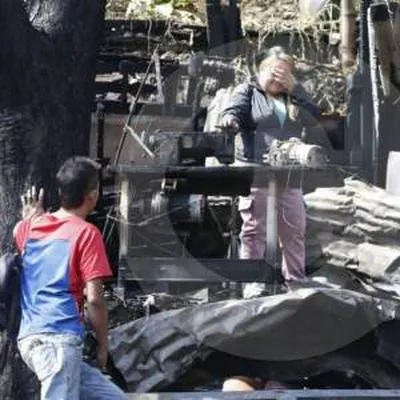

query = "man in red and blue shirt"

[14,157,126,400]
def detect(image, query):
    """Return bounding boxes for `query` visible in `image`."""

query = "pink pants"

[238,187,306,282]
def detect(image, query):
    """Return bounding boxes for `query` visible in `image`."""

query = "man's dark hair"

[56,156,100,209]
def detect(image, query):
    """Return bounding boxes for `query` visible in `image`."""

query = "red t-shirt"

[15,213,112,338]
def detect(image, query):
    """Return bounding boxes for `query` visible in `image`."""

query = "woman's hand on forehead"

[273,61,291,73]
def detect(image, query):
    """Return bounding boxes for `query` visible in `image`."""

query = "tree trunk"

[0,1,105,398]
[0,0,106,252]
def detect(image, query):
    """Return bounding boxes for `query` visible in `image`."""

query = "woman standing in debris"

[221,46,321,289]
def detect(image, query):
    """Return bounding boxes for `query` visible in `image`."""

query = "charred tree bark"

[0,0,106,252]
[0,1,105,398]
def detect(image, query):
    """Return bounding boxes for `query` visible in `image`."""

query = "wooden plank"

[109,164,341,182]
[391,2,400,85]
[119,175,130,260]
[163,70,179,115]
[370,3,394,96]
[108,165,344,196]
[96,55,235,82]
[96,55,180,76]
[91,101,199,116]
[94,80,156,96]
[121,257,277,283]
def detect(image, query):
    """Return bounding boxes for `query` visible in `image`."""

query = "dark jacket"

[221,79,321,163]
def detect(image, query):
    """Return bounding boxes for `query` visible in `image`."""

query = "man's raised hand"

[21,186,44,220]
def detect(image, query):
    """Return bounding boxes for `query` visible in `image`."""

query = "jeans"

[238,187,306,281]
[18,333,127,400]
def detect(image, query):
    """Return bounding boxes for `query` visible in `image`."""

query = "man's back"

[14,157,127,400]
[15,213,111,340]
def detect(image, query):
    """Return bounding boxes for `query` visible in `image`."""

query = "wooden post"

[370,3,394,97]
[391,2,400,85]
[371,3,400,186]
[340,0,357,68]
[221,0,243,57]
[367,6,380,185]
[163,72,178,115]
[206,0,225,56]
[117,174,130,299]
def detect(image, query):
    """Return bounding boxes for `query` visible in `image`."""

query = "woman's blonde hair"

[258,49,295,73]
[257,48,298,121]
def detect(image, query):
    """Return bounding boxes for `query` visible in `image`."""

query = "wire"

[106,214,178,256]
[113,21,173,166]
[105,195,202,249]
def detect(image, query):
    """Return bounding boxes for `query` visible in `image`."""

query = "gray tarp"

[109,287,400,392]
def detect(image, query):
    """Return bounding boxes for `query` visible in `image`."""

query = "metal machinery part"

[127,130,237,257]
[264,137,329,168]
[130,192,231,229]
[147,131,235,166]
[125,134,329,260]
[151,192,206,226]
[124,190,231,261]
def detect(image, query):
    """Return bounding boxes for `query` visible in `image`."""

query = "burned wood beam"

[391,2,400,86]
[340,0,357,68]
[94,80,156,97]
[96,54,235,82]
[370,3,395,96]
[97,54,180,75]
[221,0,243,57]
[120,257,276,283]
[206,0,225,55]
[92,101,201,117]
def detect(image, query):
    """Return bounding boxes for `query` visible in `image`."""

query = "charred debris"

[87,2,400,394]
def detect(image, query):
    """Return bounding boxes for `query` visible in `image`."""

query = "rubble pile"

[106,292,203,328]
[306,178,400,284]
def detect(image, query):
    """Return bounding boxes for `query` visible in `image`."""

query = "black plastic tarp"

[109,287,400,392]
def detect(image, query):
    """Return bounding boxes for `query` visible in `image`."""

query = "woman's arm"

[290,84,322,127]
[221,82,252,129]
